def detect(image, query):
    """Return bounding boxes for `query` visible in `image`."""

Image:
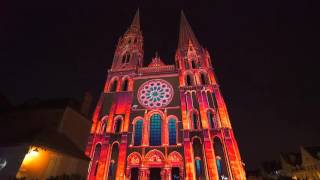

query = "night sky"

[1,0,319,170]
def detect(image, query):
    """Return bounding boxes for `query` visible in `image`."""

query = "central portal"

[149,168,161,180]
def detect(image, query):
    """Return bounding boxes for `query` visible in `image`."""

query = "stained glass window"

[149,114,162,146]
[216,158,222,176]
[137,79,174,109]
[108,162,115,177]
[195,159,203,177]
[134,120,143,146]
[168,118,177,145]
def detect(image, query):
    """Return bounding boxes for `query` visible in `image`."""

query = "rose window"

[137,79,174,109]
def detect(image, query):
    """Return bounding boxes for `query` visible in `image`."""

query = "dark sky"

[1,0,319,170]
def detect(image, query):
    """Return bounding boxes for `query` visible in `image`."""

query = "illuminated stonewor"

[86,10,246,180]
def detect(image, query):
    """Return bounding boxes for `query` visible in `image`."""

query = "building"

[280,146,320,180]
[86,10,246,180]
[0,96,92,179]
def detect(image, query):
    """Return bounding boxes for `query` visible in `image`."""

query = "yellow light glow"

[22,147,40,164]
[28,149,39,157]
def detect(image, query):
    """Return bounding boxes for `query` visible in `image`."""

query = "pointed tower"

[111,9,143,71]
[176,11,246,180]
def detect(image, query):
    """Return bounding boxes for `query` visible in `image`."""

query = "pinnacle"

[178,10,200,50]
[130,8,140,30]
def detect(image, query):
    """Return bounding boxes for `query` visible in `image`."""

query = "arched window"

[89,144,101,178]
[149,114,162,146]
[186,74,193,86]
[207,111,215,128]
[108,143,119,180]
[200,73,208,85]
[191,111,201,130]
[168,118,177,145]
[213,137,228,179]
[110,79,118,92]
[192,138,205,178]
[114,118,122,133]
[121,78,129,91]
[134,120,143,146]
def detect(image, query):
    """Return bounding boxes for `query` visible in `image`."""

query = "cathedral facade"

[86,10,246,180]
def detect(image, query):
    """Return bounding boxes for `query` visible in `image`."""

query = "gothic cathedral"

[86,10,246,180]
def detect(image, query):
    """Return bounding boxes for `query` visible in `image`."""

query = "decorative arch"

[145,110,166,122]
[144,149,166,166]
[191,136,203,145]
[109,77,119,92]
[127,152,142,167]
[168,151,184,166]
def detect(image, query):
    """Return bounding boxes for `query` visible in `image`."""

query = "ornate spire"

[128,9,140,32]
[178,11,201,50]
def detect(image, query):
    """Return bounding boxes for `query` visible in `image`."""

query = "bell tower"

[111,9,143,71]
[176,11,246,180]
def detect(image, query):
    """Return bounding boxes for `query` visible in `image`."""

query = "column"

[162,167,172,180]
[139,168,149,180]
[179,168,184,180]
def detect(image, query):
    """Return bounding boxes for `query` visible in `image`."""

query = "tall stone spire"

[126,9,140,34]
[130,9,140,30]
[178,11,201,50]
